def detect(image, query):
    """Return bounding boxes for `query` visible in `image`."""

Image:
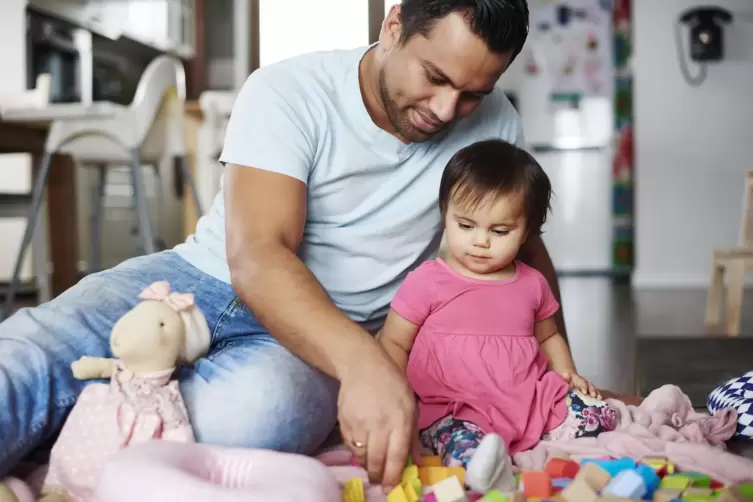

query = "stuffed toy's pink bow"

[139,281,195,312]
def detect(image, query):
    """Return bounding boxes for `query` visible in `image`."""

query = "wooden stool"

[705,170,753,336]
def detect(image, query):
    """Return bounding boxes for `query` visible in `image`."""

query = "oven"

[25,9,156,106]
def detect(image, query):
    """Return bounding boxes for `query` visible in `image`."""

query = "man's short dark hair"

[438,138,552,236]
[398,0,530,59]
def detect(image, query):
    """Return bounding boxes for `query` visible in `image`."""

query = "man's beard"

[378,67,437,143]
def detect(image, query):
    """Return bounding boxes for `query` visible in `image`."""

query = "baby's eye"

[458,222,472,230]
[492,229,510,236]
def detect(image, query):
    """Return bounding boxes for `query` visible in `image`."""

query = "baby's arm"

[379,310,421,373]
[535,319,576,375]
[536,319,600,398]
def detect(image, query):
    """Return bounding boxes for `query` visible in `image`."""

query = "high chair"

[0,55,204,320]
[705,169,753,336]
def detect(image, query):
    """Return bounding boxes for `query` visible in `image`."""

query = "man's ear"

[379,4,403,53]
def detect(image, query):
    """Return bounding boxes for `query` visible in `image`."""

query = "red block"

[522,471,553,498]
[545,458,580,479]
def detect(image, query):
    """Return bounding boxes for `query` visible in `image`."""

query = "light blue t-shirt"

[174,45,523,331]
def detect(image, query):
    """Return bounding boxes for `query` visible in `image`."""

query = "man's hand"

[338,352,418,491]
[561,372,601,399]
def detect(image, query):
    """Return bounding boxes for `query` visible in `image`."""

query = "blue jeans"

[0,251,339,477]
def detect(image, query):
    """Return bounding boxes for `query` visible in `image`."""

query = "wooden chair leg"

[705,257,726,330]
[724,260,745,336]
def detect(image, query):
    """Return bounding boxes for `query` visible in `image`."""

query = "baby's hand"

[561,372,601,400]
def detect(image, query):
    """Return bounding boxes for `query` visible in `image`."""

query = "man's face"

[377,8,514,143]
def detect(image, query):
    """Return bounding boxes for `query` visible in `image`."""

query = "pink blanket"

[513,384,753,484]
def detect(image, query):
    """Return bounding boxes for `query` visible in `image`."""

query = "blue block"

[602,470,647,499]
[552,478,571,489]
[634,463,661,496]
[581,457,636,477]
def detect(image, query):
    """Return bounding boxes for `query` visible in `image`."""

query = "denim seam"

[209,297,243,345]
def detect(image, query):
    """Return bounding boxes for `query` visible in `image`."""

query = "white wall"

[0,0,27,96]
[633,0,753,287]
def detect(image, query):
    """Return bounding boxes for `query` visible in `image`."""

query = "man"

[0,0,558,490]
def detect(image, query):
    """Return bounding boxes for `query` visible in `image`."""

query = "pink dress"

[390,258,570,454]
[44,361,194,501]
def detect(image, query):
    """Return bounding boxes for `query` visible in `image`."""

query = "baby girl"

[379,139,618,493]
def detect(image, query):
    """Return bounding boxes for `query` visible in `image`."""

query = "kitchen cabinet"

[27,0,195,58]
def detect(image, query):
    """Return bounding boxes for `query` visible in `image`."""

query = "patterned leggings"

[419,391,618,468]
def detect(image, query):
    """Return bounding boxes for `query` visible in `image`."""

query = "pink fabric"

[513,384,753,484]
[93,441,346,502]
[391,258,570,454]
[44,363,194,501]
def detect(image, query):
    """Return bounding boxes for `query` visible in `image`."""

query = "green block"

[739,483,753,498]
[481,490,509,502]
[405,455,412,467]
[660,475,692,491]
[684,472,712,488]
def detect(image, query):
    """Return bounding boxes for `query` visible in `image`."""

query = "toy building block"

[544,458,580,479]
[387,484,409,502]
[640,456,675,476]
[521,471,552,498]
[422,456,444,467]
[715,483,753,502]
[343,478,365,502]
[403,465,419,483]
[683,487,716,501]
[419,467,450,486]
[602,470,647,499]
[448,467,466,485]
[634,463,661,497]
[481,491,524,502]
[659,474,692,491]
[580,457,635,477]
[573,462,612,491]
[424,493,437,502]
[546,449,571,460]
[651,488,683,502]
[401,478,421,502]
[684,472,713,488]
[558,478,599,502]
[432,476,468,502]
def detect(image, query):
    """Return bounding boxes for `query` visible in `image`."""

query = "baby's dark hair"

[438,139,552,235]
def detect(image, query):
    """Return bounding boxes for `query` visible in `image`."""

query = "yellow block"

[387,485,409,502]
[419,466,450,486]
[402,465,419,483]
[342,478,365,502]
[401,479,420,502]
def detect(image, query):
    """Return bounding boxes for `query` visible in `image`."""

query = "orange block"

[521,471,552,499]
[447,467,465,485]
[544,458,580,479]
[421,456,443,467]
[418,466,450,486]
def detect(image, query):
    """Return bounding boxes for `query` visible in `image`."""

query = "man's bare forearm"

[519,235,568,343]
[230,244,379,380]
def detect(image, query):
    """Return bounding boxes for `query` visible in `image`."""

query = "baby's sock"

[466,434,516,494]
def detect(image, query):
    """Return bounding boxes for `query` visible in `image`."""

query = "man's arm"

[224,165,378,378]
[518,235,568,344]
[224,165,416,488]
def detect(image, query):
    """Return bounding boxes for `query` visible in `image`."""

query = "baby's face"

[443,191,528,278]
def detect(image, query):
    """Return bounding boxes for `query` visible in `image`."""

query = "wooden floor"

[559,278,753,405]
